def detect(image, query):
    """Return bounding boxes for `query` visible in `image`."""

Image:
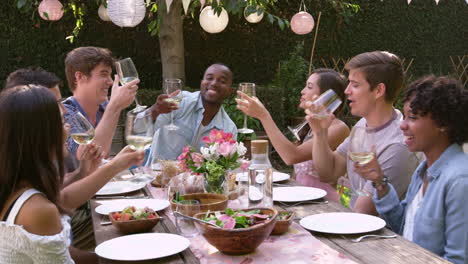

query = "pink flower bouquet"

[177,129,248,194]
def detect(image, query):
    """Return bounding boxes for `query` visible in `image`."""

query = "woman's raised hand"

[77,143,105,175]
[304,96,335,133]
[235,90,269,120]
[109,145,146,172]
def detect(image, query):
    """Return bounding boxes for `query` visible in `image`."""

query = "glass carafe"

[248,140,273,207]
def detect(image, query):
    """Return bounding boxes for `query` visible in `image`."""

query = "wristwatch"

[372,175,388,191]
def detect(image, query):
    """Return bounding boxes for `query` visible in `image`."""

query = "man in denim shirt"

[143,63,237,162]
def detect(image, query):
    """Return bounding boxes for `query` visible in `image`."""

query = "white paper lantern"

[38,0,64,21]
[290,11,314,35]
[107,0,146,27]
[199,6,229,34]
[98,5,111,22]
[244,6,264,23]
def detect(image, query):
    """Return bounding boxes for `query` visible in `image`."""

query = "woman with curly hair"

[356,76,468,263]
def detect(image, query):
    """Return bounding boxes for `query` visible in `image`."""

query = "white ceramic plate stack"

[299,212,386,234]
[95,233,190,261]
[95,199,170,215]
[273,186,327,202]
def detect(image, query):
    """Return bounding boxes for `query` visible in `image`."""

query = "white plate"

[236,171,290,182]
[95,199,170,215]
[95,233,190,261]
[96,181,146,196]
[300,212,386,234]
[273,186,327,202]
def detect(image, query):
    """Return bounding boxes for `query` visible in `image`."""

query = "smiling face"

[400,101,446,155]
[299,73,321,109]
[200,64,233,105]
[345,69,379,118]
[76,63,113,103]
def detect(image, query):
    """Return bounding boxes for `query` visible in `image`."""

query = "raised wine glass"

[238,82,256,134]
[288,89,343,141]
[115,58,147,113]
[70,112,95,146]
[163,78,183,131]
[124,111,155,183]
[348,126,375,196]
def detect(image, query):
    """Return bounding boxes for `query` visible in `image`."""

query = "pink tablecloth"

[148,186,357,264]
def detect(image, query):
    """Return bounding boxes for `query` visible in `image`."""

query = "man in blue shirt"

[144,63,238,163]
[63,46,139,157]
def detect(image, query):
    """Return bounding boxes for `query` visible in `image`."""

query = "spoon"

[173,211,220,228]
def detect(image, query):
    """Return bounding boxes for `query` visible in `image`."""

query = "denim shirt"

[63,96,107,156]
[374,144,468,264]
[144,91,237,163]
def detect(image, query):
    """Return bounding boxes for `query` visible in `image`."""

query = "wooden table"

[90,184,450,264]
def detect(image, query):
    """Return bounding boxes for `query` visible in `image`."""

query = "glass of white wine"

[348,126,375,196]
[115,58,147,113]
[288,89,342,141]
[70,112,95,146]
[237,82,256,134]
[124,111,155,183]
[163,78,183,131]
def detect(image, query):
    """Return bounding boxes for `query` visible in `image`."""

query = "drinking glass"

[288,89,342,141]
[348,126,375,196]
[115,58,147,113]
[163,78,183,131]
[175,200,200,237]
[69,112,95,146]
[238,82,256,134]
[124,111,155,183]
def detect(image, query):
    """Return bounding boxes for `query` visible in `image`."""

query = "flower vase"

[203,171,228,195]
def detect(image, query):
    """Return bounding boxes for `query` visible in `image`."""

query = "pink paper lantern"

[38,0,64,21]
[290,11,314,35]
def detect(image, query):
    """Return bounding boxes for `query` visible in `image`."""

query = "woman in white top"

[0,86,145,263]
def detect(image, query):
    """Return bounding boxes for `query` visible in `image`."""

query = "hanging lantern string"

[309,11,322,75]
[299,0,307,12]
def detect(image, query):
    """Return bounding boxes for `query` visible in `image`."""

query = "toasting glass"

[115,58,147,113]
[163,78,183,131]
[348,126,375,196]
[238,82,256,134]
[69,112,95,146]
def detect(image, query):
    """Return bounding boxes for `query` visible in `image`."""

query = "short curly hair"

[402,75,468,145]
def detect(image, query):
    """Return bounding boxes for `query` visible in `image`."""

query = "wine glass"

[238,82,256,134]
[163,78,183,131]
[174,200,200,237]
[124,111,155,183]
[288,89,343,141]
[348,126,375,196]
[115,58,147,113]
[69,112,95,146]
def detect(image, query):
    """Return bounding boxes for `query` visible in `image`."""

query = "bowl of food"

[170,193,228,216]
[109,206,160,234]
[271,210,294,235]
[193,207,278,255]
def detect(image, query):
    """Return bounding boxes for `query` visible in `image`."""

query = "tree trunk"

[158,0,185,81]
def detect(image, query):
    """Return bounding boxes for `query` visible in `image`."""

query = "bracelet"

[372,175,388,189]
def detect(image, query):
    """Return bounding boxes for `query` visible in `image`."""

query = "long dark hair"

[0,85,65,212]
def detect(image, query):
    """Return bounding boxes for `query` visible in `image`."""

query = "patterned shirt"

[63,96,107,156]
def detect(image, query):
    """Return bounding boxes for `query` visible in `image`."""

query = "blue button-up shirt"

[63,96,107,156]
[374,144,468,264]
[144,91,237,163]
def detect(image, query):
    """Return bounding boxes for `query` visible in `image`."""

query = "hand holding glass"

[348,126,375,196]
[115,58,146,113]
[288,89,342,141]
[163,78,183,131]
[238,83,256,134]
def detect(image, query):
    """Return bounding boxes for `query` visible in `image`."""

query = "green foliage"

[273,42,309,119]
[338,185,351,208]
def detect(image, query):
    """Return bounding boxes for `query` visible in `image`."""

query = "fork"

[351,234,397,243]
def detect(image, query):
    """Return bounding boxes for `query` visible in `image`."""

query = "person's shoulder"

[16,194,63,236]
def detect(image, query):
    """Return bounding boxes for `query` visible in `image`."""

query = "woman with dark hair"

[0,86,144,263]
[356,76,468,263]
[236,69,350,201]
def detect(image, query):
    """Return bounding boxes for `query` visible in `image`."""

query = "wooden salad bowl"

[271,210,295,235]
[170,193,228,216]
[193,207,278,255]
[109,212,160,234]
